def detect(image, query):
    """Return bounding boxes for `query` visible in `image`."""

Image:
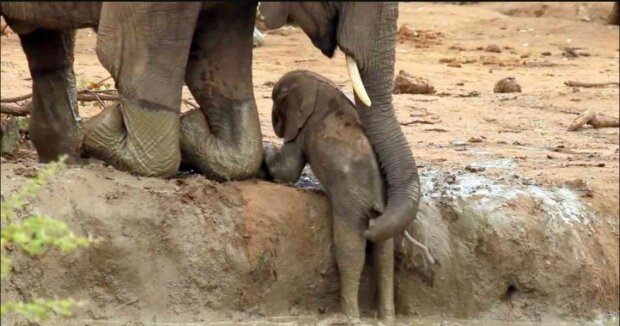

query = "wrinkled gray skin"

[1,2,263,180]
[0,3,102,163]
[263,70,395,320]
[1,2,420,241]
[261,3,421,242]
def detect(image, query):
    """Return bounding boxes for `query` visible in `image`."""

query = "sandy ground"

[2,3,618,221]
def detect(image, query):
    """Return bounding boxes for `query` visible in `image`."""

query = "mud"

[0,161,617,325]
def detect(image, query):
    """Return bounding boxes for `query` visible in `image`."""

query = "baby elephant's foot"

[377,307,396,324]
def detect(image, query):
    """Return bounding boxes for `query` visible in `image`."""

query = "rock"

[447,62,462,68]
[0,164,617,323]
[0,116,28,157]
[541,51,552,56]
[393,70,436,95]
[494,77,522,93]
[465,164,486,173]
[562,48,579,58]
[485,44,502,53]
[253,27,265,48]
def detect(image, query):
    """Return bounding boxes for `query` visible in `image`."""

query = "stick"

[403,230,436,265]
[1,76,114,103]
[564,81,619,88]
[400,119,436,126]
[1,94,119,116]
[1,103,31,116]
[568,110,619,131]
[568,110,595,131]
[589,114,619,128]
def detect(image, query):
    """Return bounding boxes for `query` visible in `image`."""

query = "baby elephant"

[263,70,434,320]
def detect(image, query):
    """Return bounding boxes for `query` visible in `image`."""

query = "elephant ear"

[260,2,290,29]
[274,83,317,143]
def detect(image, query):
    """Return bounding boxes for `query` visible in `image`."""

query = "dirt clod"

[494,77,522,93]
[393,70,436,95]
[485,44,502,53]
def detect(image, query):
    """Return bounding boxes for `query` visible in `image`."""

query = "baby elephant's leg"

[373,238,395,320]
[332,208,367,319]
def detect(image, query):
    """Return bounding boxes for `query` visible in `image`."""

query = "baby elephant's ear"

[283,83,318,142]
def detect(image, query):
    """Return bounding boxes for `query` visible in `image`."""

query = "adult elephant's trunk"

[343,3,421,242]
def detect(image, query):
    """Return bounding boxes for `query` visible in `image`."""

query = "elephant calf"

[263,70,395,320]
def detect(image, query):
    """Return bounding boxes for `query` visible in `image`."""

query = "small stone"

[468,137,483,143]
[541,51,552,56]
[439,57,457,63]
[485,44,502,53]
[562,48,579,58]
[447,62,462,68]
[449,43,467,51]
[494,77,522,93]
[465,165,485,173]
[393,70,436,95]
[252,27,265,48]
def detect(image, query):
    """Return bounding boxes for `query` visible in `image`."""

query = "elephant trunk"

[352,4,421,242]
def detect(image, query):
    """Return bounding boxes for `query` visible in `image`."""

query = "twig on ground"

[1,103,32,116]
[1,94,119,116]
[1,77,119,116]
[568,110,619,131]
[564,81,619,88]
[400,119,436,126]
[1,76,115,103]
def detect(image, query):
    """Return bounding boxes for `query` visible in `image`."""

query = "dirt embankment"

[0,162,617,324]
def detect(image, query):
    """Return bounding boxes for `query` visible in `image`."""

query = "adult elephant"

[0,2,102,163]
[2,2,420,242]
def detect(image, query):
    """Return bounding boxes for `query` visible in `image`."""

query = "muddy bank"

[0,162,617,325]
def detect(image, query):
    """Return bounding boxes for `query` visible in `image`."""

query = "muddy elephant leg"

[18,29,81,163]
[181,2,263,181]
[332,205,367,318]
[373,238,395,320]
[81,3,202,177]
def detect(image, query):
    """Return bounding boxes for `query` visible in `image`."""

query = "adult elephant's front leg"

[181,3,263,181]
[18,29,81,163]
[81,3,202,178]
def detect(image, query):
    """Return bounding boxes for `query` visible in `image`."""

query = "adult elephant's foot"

[80,99,181,178]
[179,102,262,181]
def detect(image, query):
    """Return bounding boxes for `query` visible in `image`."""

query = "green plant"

[1,155,92,322]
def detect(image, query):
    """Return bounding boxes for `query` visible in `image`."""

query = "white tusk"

[345,55,372,107]
[403,231,436,265]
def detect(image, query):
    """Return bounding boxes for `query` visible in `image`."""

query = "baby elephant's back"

[305,101,385,213]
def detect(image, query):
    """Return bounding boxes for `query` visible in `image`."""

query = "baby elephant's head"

[271,70,340,142]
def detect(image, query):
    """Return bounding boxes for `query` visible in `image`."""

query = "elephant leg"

[372,238,395,320]
[81,3,202,177]
[181,2,263,181]
[332,206,367,319]
[18,28,81,163]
